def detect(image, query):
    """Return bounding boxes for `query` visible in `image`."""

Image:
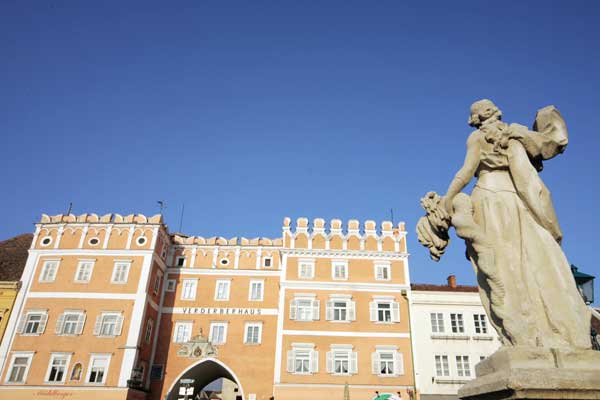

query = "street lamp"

[571,265,595,305]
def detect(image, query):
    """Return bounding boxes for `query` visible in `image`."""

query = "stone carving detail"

[177,334,218,359]
[417,99,591,351]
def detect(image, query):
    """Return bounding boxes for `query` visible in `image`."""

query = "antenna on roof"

[178,203,185,233]
[66,202,73,215]
[390,208,394,224]
[157,200,166,214]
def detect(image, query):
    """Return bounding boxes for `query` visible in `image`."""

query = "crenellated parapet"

[282,217,406,252]
[171,234,283,247]
[39,213,163,225]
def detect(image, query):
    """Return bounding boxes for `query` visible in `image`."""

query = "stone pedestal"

[458,347,600,400]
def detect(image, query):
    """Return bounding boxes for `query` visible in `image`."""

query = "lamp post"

[571,265,595,305]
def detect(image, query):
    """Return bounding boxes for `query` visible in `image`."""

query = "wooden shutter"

[326,351,333,373]
[55,313,65,334]
[76,313,86,335]
[350,352,358,374]
[348,300,356,321]
[289,299,297,320]
[310,350,319,373]
[326,301,334,321]
[38,313,48,333]
[312,300,320,321]
[369,302,378,322]
[16,314,26,334]
[115,314,124,336]
[395,352,404,375]
[391,302,400,322]
[371,352,380,374]
[286,351,294,372]
[93,315,103,335]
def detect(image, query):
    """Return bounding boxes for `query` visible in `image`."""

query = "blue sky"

[1,1,599,303]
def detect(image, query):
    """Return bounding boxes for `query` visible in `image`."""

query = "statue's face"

[472,101,496,122]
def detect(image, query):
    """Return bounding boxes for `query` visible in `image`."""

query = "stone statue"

[417,100,591,351]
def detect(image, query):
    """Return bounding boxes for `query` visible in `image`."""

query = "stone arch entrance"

[165,358,244,400]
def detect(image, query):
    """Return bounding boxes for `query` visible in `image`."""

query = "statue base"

[458,347,600,400]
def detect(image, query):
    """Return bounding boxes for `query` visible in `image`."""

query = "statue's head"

[468,99,502,127]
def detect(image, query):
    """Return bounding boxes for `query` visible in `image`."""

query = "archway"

[165,358,244,400]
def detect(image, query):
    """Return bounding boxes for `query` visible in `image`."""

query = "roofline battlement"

[39,213,164,225]
[171,234,283,247]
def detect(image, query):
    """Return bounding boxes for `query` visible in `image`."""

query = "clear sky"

[1,1,599,304]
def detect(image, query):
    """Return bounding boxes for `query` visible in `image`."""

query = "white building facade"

[410,276,501,400]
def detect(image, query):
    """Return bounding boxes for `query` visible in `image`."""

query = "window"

[46,353,71,383]
[326,346,357,375]
[474,314,488,334]
[86,354,111,384]
[40,236,53,246]
[173,322,192,343]
[290,297,319,321]
[94,312,123,337]
[430,313,445,333]
[18,311,48,335]
[375,263,391,280]
[6,353,33,383]
[248,280,264,301]
[153,271,163,295]
[332,261,348,280]
[450,313,465,333]
[166,279,176,292]
[298,260,314,279]
[56,311,85,335]
[209,322,228,345]
[74,260,94,283]
[369,299,400,323]
[111,261,130,284]
[88,237,100,246]
[287,344,318,374]
[263,257,272,268]
[434,355,450,377]
[215,280,231,301]
[244,322,262,344]
[456,355,471,377]
[39,260,59,282]
[326,297,356,322]
[145,319,154,343]
[150,364,164,381]
[219,258,229,266]
[181,279,197,300]
[176,256,186,267]
[372,348,403,376]
[136,236,147,246]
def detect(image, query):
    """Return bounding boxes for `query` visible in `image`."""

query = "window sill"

[329,320,352,323]
[291,372,313,376]
[44,381,66,385]
[20,333,42,336]
[472,335,494,341]
[375,321,395,324]
[4,381,27,385]
[244,342,262,346]
[376,374,399,378]
[95,335,118,338]
[430,334,469,340]
[435,378,469,384]
[73,281,91,284]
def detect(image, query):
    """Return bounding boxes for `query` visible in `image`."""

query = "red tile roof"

[0,233,32,281]
[411,283,479,293]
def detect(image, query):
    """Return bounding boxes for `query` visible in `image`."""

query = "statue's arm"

[444,132,481,212]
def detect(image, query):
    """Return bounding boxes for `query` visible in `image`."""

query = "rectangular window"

[94,313,123,337]
[181,279,197,300]
[434,355,450,377]
[295,350,310,373]
[176,256,186,267]
[6,353,33,383]
[209,322,228,345]
[298,260,314,279]
[111,262,130,284]
[379,352,395,375]
[166,279,176,292]
[378,303,391,322]
[20,311,48,335]
[334,351,349,374]
[474,314,488,334]
[39,260,59,282]
[46,353,70,383]
[430,313,445,333]
[456,355,471,377]
[263,257,272,268]
[291,298,320,321]
[287,345,318,374]
[374,263,391,280]
[372,347,403,376]
[215,280,231,301]
[244,322,262,344]
[153,271,162,295]
[332,261,348,280]
[451,313,465,333]
[173,322,192,343]
[370,299,400,323]
[74,260,94,283]
[56,311,85,335]
[145,319,154,343]
[248,280,264,301]
[87,354,110,384]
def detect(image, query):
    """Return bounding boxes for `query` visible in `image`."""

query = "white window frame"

[18,310,48,335]
[290,295,319,321]
[369,297,400,323]
[56,310,86,336]
[326,344,358,375]
[111,261,131,284]
[474,314,488,334]
[214,279,231,301]
[450,313,465,333]
[456,355,471,377]
[430,312,445,333]
[374,262,391,281]
[5,352,34,384]
[243,322,263,345]
[166,279,176,292]
[326,295,356,322]
[180,279,198,300]
[74,259,95,283]
[45,352,72,384]
[372,346,404,377]
[248,280,264,301]
[85,353,111,385]
[209,322,228,345]
[153,271,163,295]
[94,312,123,337]
[263,257,273,268]
[297,259,315,279]
[39,260,60,282]
[173,321,192,343]
[145,319,154,343]
[287,343,318,375]
[331,260,348,280]
[434,354,450,377]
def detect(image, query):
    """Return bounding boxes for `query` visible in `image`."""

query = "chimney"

[447,274,457,288]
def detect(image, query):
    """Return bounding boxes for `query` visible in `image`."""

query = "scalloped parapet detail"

[170,234,282,247]
[39,213,164,225]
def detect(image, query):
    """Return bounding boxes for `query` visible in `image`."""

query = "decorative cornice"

[280,248,408,259]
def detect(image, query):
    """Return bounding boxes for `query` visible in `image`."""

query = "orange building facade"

[0,214,414,400]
